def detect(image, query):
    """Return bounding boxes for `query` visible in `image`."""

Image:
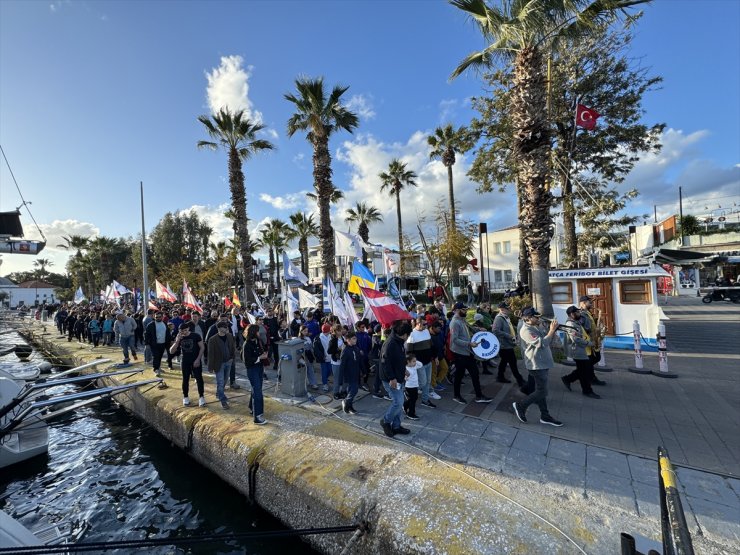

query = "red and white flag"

[148,300,159,311]
[576,104,600,130]
[155,279,177,302]
[182,280,203,314]
[359,287,411,327]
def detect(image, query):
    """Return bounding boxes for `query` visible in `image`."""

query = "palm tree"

[259,219,290,296]
[379,159,418,270]
[450,0,645,314]
[345,202,383,266]
[288,212,318,276]
[305,184,344,205]
[285,77,359,280]
[57,234,90,290]
[57,234,90,257]
[32,258,53,279]
[427,124,471,229]
[197,108,275,303]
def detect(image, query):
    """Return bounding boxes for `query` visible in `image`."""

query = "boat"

[0,360,53,382]
[0,508,86,548]
[0,360,162,469]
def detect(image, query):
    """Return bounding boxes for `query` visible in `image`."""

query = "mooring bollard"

[652,322,677,378]
[628,320,650,374]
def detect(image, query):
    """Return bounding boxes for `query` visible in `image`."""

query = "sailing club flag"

[334,229,363,259]
[182,280,203,314]
[282,252,309,285]
[343,291,359,327]
[383,249,400,276]
[576,104,600,130]
[232,290,241,307]
[251,289,266,314]
[74,286,86,305]
[347,261,377,295]
[155,280,177,302]
[113,280,130,295]
[297,288,319,309]
[359,287,411,326]
[285,285,299,315]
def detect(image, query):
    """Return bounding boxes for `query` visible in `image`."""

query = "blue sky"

[1,0,738,276]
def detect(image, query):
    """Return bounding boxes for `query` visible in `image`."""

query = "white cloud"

[438,99,460,123]
[178,204,234,244]
[345,94,376,121]
[258,192,310,211]
[205,55,263,124]
[265,128,279,140]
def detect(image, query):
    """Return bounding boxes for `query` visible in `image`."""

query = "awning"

[649,248,719,265]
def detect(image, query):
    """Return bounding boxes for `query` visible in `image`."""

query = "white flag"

[74,286,86,304]
[343,291,359,327]
[326,276,350,325]
[112,280,130,295]
[282,251,309,285]
[334,230,362,259]
[285,285,299,315]
[383,248,401,276]
[297,288,319,309]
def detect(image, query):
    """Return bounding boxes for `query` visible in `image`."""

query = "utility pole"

[678,186,684,246]
[654,205,657,223]
[140,182,148,310]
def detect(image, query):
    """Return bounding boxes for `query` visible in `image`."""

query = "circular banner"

[471,331,500,360]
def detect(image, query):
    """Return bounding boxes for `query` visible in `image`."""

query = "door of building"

[577,279,615,335]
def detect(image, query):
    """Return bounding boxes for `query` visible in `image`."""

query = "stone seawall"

[16,321,668,555]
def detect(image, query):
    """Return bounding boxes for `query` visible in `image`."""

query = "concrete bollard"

[628,320,650,374]
[596,348,612,372]
[652,322,677,378]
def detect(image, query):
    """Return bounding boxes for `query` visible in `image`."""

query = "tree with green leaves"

[345,202,383,266]
[57,234,91,290]
[288,212,319,276]
[379,159,418,271]
[451,0,649,315]
[285,77,359,280]
[306,185,344,205]
[197,108,275,303]
[32,258,53,279]
[260,219,290,295]
[427,124,472,229]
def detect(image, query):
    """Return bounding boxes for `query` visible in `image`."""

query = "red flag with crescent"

[576,104,600,130]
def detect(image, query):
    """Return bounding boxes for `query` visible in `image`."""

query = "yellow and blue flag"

[347,261,377,295]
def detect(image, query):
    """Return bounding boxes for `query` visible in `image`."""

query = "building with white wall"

[0,278,58,308]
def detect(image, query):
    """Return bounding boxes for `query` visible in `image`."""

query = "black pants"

[404,386,418,417]
[498,348,524,384]
[181,359,204,398]
[564,359,594,394]
[271,341,279,369]
[151,344,167,371]
[588,352,600,381]
[453,354,484,398]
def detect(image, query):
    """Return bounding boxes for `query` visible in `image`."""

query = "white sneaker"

[199,397,206,407]
[430,391,442,400]
[183,397,191,406]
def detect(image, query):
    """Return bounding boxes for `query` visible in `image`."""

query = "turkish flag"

[576,104,600,130]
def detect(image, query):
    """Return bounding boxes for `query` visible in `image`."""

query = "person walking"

[242,324,268,425]
[145,311,172,376]
[113,311,138,364]
[449,304,492,405]
[492,302,526,387]
[405,317,437,408]
[340,331,361,415]
[170,321,205,407]
[208,321,236,409]
[561,306,601,399]
[578,296,607,386]
[379,321,413,437]
[513,307,563,427]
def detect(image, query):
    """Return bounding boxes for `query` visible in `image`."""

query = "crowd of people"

[39,291,606,431]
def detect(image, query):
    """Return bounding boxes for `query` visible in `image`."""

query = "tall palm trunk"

[299,237,309,276]
[561,171,577,266]
[516,179,530,283]
[268,248,275,296]
[228,147,254,302]
[513,47,554,316]
[275,247,282,289]
[313,136,335,280]
[358,222,369,266]
[447,163,460,285]
[395,190,404,271]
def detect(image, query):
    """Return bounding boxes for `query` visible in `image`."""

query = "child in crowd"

[404,353,421,420]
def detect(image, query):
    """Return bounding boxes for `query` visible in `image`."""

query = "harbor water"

[0,333,315,554]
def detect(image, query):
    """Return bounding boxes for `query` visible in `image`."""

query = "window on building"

[493,242,501,255]
[620,280,651,304]
[494,270,502,282]
[504,270,513,283]
[550,283,573,304]
[503,241,511,254]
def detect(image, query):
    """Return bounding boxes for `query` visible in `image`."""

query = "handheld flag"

[297,288,319,309]
[334,229,363,259]
[360,287,411,326]
[155,280,177,302]
[148,300,159,311]
[182,280,203,314]
[282,252,309,285]
[347,261,377,295]
[576,104,600,130]
[224,295,233,309]
[251,289,266,314]
[73,286,86,305]
[383,249,400,275]
[343,291,359,327]
[112,280,130,295]
[285,285,299,315]
[232,290,241,307]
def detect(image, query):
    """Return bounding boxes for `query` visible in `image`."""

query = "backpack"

[313,335,325,362]
[327,336,340,362]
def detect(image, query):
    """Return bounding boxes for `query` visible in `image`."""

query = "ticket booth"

[549,265,670,350]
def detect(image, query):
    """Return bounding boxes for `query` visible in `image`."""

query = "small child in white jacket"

[404,354,421,420]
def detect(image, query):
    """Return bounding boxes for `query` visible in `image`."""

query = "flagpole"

[140,182,149,313]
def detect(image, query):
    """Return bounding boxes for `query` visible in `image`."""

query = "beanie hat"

[321,323,331,333]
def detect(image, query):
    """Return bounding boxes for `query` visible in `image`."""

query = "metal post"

[653,322,677,378]
[679,186,684,246]
[140,182,149,312]
[658,446,695,555]
[628,320,650,374]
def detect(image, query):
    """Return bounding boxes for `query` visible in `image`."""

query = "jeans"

[331,363,345,395]
[382,381,405,430]
[216,361,231,401]
[417,362,432,402]
[144,344,152,363]
[453,354,484,398]
[345,367,359,405]
[229,358,237,385]
[320,362,332,385]
[306,362,318,386]
[519,368,551,418]
[247,364,264,420]
[498,348,525,384]
[120,335,136,362]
